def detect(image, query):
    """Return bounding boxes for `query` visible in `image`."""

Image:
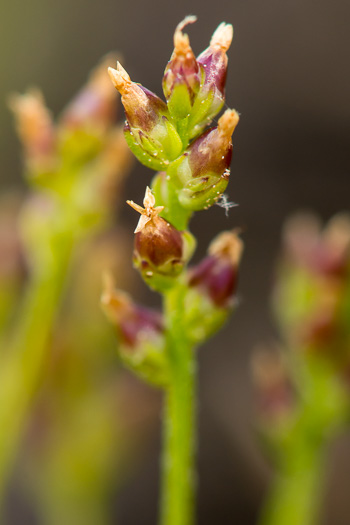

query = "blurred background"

[1,0,350,523]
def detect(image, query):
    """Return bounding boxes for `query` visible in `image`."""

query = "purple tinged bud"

[168,109,239,210]
[163,17,200,113]
[109,62,168,131]
[189,230,243,308]
[188,23,234,138]
[108,63,183,164]
[197,22,233,96]
[101,276,163,349]
[187,109,238,179]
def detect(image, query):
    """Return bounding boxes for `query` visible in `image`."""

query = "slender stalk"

[0,229,74,503]
[258,438,326,525]
[160,283,196,525]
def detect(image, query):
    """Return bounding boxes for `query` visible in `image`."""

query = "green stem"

[160,283,196,525]
[258,438,326,525]
[0,230,74,504]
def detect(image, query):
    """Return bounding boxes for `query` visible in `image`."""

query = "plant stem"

[0,229,74,504]
[160,283,196,525]
[258,438,326,525]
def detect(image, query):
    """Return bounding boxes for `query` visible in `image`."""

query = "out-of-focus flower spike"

[163,16,201,120]
[127,187,195,291]
[188,22,234,139]
[101,274,168,386]
[168,109,239,211]
[108,63,183,169]
[9,90,56,176]
[61,54,118,132]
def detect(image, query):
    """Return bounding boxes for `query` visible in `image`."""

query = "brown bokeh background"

[1,0,350,523]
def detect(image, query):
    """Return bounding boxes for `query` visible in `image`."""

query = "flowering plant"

[102,17,243,525]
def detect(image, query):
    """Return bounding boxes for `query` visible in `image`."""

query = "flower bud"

[127,187,195,290]
[108,63,183,170]
[168,109,239,211]
[101,275,167,386]
[184,230,243,343]
[189,230,243,307]
[163,17,201,120]
[9,90,56,176]
[188,23,233,139]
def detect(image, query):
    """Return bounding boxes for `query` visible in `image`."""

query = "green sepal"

[151,172,192,231]
[167,83,192,121]
[178,173,229,211]
[187,68,225,140]
[183,287,230,344]
[124,127,166,171]
[154,117,184,161]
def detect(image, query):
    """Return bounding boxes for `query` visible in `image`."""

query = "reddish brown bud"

[109,63,183,167]
[127,188,195,288]
[197,22,233,97]
[188,230,243,307]
[188,23,234,138]
[168,109,239,210]
[163,17,201,118]
[101,275,163,349]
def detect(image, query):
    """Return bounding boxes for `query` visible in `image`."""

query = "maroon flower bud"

[101,276,163,348]
[188,23,234,138]
[101,275,167,385]
[168,109,239,210]
[163,17,201,119]
[127,187,195,289]
[61,54,117,132]
[108,63,182,168]
[9,90,56,175]
[188,230,243,308]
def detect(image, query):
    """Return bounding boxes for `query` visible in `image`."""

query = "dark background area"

[1,0,350,523]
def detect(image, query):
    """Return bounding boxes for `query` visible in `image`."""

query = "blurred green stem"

[0,229,74,505]
[160,283,196,525]
[258,437,325,525]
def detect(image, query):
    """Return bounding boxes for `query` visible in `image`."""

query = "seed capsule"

[168,109,239,211]
[189,229,243,307]
[188,22,234,139]
[163,17,201,120]
[109,63,183,169]
[101,275,167,386]
[184,230,243,343]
